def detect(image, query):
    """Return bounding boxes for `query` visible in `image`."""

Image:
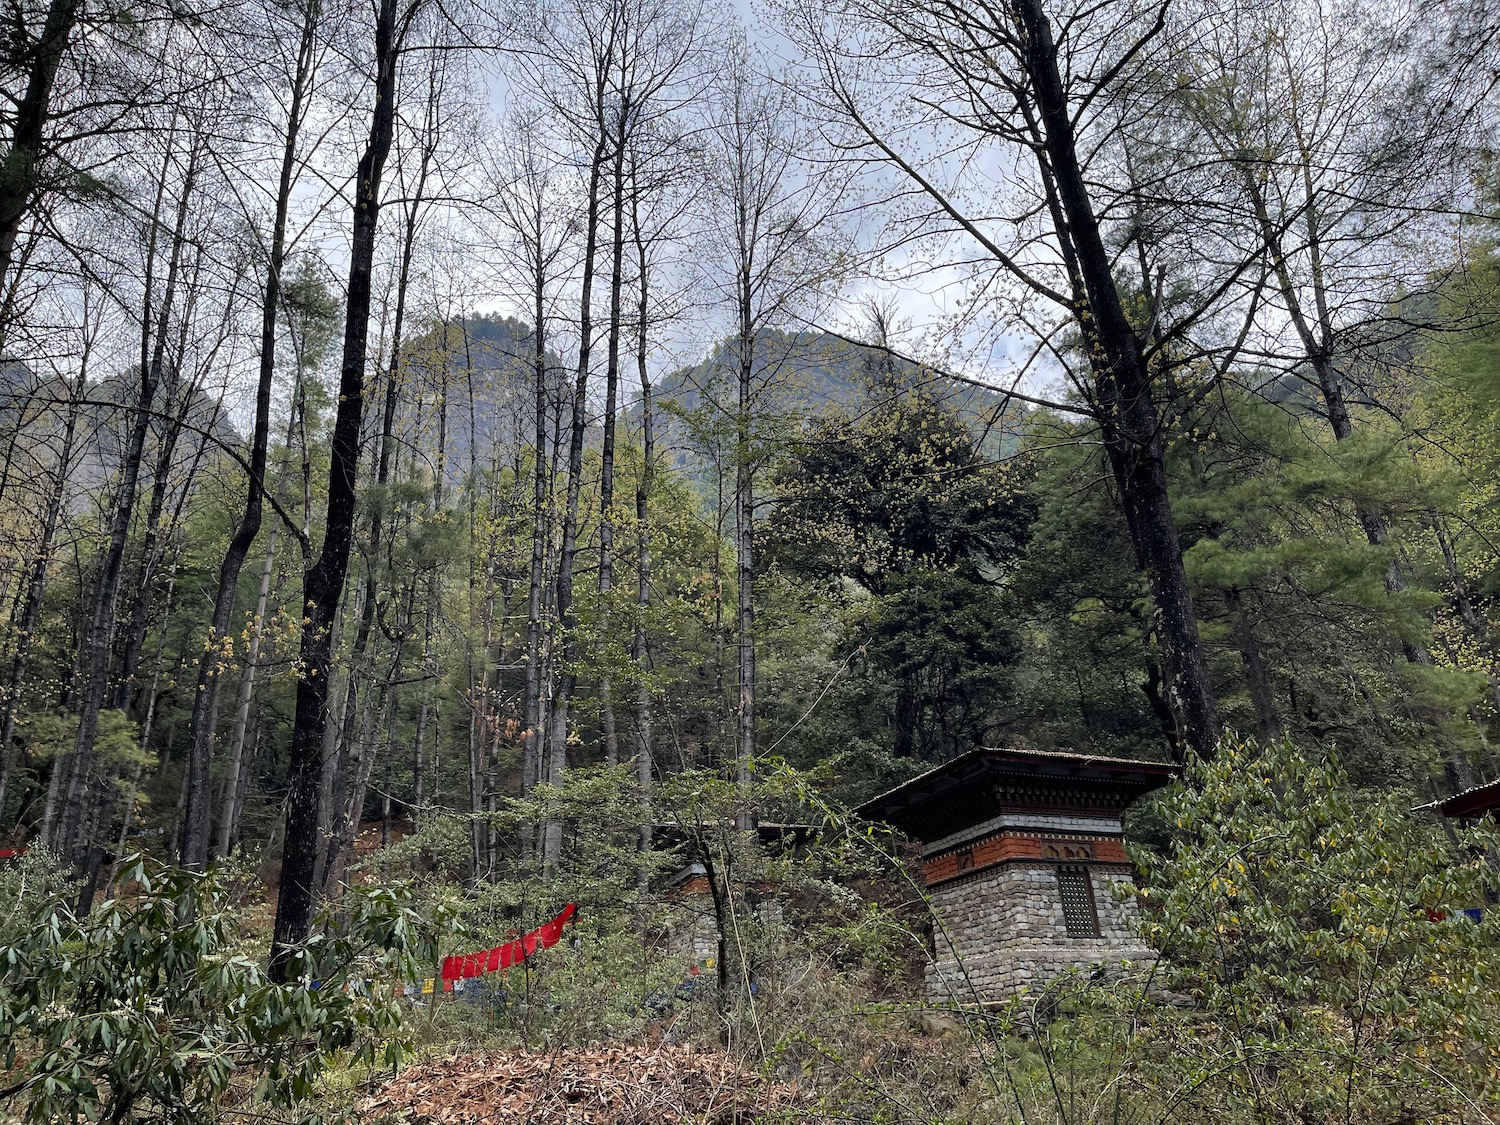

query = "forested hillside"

[1,0,1499,1120]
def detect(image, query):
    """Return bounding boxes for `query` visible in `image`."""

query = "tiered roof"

[856,747,1177,843]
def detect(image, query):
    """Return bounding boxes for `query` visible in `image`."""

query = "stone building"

[858,747,1176,1003]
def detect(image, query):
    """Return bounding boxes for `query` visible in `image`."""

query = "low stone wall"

[924,862,1154,1002]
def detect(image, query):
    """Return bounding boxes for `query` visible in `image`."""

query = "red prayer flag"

[436,904,576,985]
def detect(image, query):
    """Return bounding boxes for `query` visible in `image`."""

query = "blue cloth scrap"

[1464,907,1484,923]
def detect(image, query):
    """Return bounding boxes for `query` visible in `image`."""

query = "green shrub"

[1022,736,1500,1124]
[0,855,430,1124]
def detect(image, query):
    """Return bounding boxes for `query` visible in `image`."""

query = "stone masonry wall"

[924,862,1155,1003]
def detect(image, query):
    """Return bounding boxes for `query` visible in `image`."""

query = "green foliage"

[1008,374,1497,782]
[21,711,150,818]
[0,847,77,945]
[373,762,925,1052]
[1004,416,1167,756]
[765,390,1033,592]
[764,391,1036,761]
[280,258,342,373]
[0,856,430,1124]
[1169,388,1483,778]
[1105,736,1500,1123]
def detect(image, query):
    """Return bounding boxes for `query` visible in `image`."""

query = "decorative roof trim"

[1432,777,1500,818]
[857,746,1178,824]
[919,812,1124,856]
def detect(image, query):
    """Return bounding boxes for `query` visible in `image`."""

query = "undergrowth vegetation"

[3,738,1493,1124]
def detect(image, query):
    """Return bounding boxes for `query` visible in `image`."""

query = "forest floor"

[357,1042,813,1124]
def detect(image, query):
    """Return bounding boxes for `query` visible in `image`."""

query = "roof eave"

[856,746,1178,822]
[1434,778,1500,819]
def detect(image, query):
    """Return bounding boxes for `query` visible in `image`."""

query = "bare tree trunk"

[318,108,434,890]
[470,533,496,881]
[180,0,318,870]
[39,751,65,850]
[110,554,182,878]
[1226,587,1281,743]
[630,193,655,874]
[412,690,430,830]
[310,659,347,891]
[114,241,231,721]
[1243,176,1424,611]
[1013,0,1219,757]
[381,747,392,850]
[326,668,399,893]
[410,351,448,834]
[1243,162,1469,786]
[733,321,755,829]
[114,389,223,870]
[0,0,80,297]
[322,584,367,893]
[521,264,549,809]
[271,0,414,980]
[486,408,511,864]
[0,357,85,824]
[216,527,277,857]
[227,722,262,856]
[497,124,566,863]
[544,134,607,867]
[598,121,629,768]
[461,321,486,880]
[114,342,208,718]
[55,134,201,859]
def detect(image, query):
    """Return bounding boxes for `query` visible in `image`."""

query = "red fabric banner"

[440,903,577,985]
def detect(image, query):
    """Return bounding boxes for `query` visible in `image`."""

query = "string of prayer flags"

[440,903,577,986]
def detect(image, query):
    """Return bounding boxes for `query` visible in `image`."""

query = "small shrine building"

[858,747,1176,1003]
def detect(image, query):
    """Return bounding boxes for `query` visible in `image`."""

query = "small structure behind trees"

[1435,777,1500,822]
[859,747,1175,1003]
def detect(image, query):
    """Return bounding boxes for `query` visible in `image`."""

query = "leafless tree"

[271,0,431,981]
[701,44,847,814]
[783,0,1300,755]
[179,0,326,870]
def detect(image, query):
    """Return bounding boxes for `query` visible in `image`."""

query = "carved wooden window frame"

[1041,838,1096,861]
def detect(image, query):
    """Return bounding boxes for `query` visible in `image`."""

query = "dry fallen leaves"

[356,1041,816,1124]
